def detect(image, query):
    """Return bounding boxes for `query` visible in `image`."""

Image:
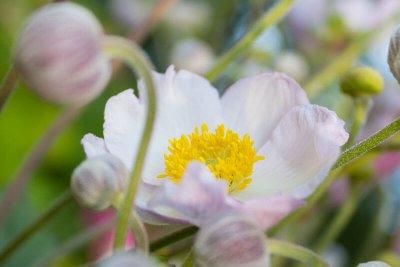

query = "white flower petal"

[103,89,144,169]
[148,161,236,226]
[221,72,309,149]
[138,66,223,184]
[238,105,348,200]
[239,195,302,229]
[81,133,107,158]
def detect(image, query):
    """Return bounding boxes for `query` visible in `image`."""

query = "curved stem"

[0,192,73,263]
[204,0,296,82]
[313,184,363,253]
[0,66,18,112]
[150,226,198,252]
[129,211,149,254]
[102,36,156,251]
[32,219,114,267]
[267,238,329,267]
[0,105,81,227]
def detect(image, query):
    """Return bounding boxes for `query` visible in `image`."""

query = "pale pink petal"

[221,72,309,149]
[103,89,145,169]
[239,195,302,229]
[148,161,236,226]
[238,105,348,200]
[81,133,107,158]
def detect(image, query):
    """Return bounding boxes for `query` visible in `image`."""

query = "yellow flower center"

[158,124,265,193]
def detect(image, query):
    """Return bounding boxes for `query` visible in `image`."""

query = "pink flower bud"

[71,155,128,210]
[194,215,270,267]
[14,2,111,105]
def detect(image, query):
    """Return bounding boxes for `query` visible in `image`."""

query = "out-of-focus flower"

[165,1,210,33]
[170,39,215,74]
[357,261,391,267]
[14,2,111,105]
[328,177,349,207]
[96,250,157,267]
[71,155,128,210]
[83,209,134,261]
[388,27,400,85]
[340,67,384,97]
[322,244,348,267]
[110,0,152,29]
[81,66,348,228]
[194,214,269,267]
[275,51,309,83]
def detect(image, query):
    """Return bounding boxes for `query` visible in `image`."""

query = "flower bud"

[194,215,270,267]
[389,28,400,85]
[97,250,157,267]
[340,67,383,97]
[14,2,111,105]
[71,155,128,210]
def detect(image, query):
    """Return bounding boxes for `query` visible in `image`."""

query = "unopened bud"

[340,67,383,97]
[71,155,128,210]
[357,261,391,267]
[194,215,270,267]
[14,2,111,105]
[389,28,400,85]
[97,250,157,267]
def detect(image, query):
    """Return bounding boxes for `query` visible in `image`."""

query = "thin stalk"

[0,192,73,263]
[0,66,18,112]
[181,249,194,267]
[204,0,296,82]
[0,105,82,227]
[32,219,114,267]
[149,226,198,252]
[129,211,149,253]
[102,36,156,250]
[268,238,329,267]
[312,185,363,253]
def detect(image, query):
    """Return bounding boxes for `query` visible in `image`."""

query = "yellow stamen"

[158,124,265,193]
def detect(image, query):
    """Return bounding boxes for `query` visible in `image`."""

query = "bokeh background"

[1,0,400,266]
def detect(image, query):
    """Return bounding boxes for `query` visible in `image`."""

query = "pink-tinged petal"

[82,208,134,261]
[374,152,400,178]
[238,105,348,200]
[148,161,236,226]
[328,177,349,207]
[239,195,302,229]
[137,66,223,184]
[103,89,144,169]
[81,134,107,158]
[221,72,309,149]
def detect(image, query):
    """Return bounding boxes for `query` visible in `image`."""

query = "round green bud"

[340,67,384,97]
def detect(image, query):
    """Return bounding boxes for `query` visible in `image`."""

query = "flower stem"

[102,36,156,251]
[149,226,198,252]
[181,249,194,267]
[267,238,329,267]
[204,0,296,82]
[0,66,18,112]
[0,105,81,227]
[0,191,73,263]
[129,210,149,254]
[312,184,363,253]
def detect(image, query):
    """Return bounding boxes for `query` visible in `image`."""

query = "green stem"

[0,192,73,263]
[313,184,363,253]
[0,66,18,112]
[345,97,370,148]
[268,238,329,267]
[149,226,198,252]
[181,249,194,267]
[304,34,368,99]
[204,0,296,82]
[129,210,149,253]
[101,36,156,251]
[32,219,114,267]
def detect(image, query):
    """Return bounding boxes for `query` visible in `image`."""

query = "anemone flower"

[82,66,348,229]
